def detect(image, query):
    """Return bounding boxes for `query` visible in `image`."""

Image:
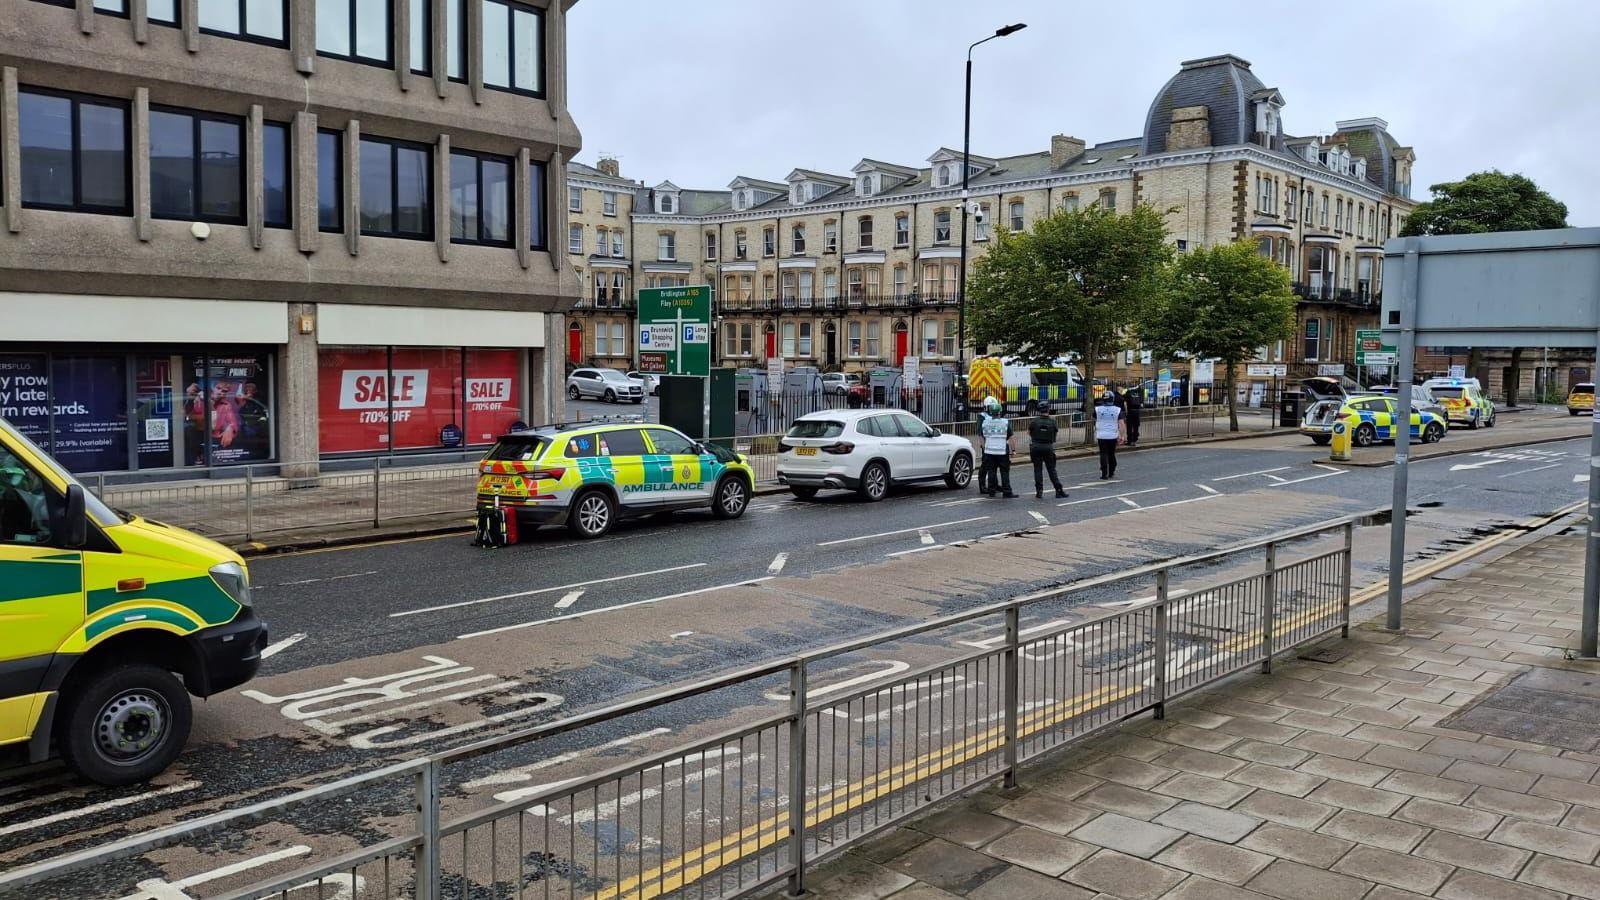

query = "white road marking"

[1450,459,1510,472]
[463,728,671,790]
[767,552,788,574]
[259,633,306,659]
[928,496,987,507]
[458,577,776,640]
[390,563,708,617]
[670,630,695,638]
[1029,511,1049,525]
[816,517,990,547]
[554,589,584,609]
[1118,493,1221,513]
[1576,474,1590,483]
[0,781,199,838]
[1499,463,1562,478]
[1118,497,1142,508]
[1196,484,1220,495]
[1212,466,1291,481]
[885,545,942,558]
[271,571,377,588]
[1066,479,1122,488]
[920,529,935,545]
[1268,464,1347,486]
[1058,488,1165,507]
[763,660,911,702]
[961,618,1078,650]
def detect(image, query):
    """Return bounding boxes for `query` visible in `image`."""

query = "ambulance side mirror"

[61,484,88,549]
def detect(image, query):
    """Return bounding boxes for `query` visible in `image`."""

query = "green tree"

[1400,170,1568,236]
[1401,171,1568,406]
[966,204,1172,413]
[1139,241,1297,432]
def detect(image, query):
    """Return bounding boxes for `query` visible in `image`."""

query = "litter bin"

[1279,390,1303,427]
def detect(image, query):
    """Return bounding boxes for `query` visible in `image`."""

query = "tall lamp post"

[957,23,1027,379]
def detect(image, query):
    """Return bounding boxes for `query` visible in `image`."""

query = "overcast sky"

[567,0,1598,225]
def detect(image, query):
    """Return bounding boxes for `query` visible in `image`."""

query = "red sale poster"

[317,346,391,453]
[464,349,522,443]
[389,348,463,450]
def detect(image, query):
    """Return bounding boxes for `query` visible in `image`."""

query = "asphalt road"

[1,413,1592,897]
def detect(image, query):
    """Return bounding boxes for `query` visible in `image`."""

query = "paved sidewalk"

[799,524,1600,900]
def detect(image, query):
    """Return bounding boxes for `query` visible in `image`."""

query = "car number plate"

[796,447,818,456]
[484,475,515,487]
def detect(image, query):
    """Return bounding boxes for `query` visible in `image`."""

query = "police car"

[476,419,755,538]
[1421,377,1496,429]
[1301,395,1447,446]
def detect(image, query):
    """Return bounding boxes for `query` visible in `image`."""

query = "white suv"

[776,409,974,501]
[567,368,644,404]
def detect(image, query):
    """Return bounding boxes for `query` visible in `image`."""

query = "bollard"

[1329,419,1353,462]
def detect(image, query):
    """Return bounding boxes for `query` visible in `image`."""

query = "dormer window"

[937,165,952,187]
[657,193,676,214]
[790,184,801,205]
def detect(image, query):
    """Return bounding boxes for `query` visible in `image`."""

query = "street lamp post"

[957,23,1026,382]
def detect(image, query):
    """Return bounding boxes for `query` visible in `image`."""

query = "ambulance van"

[1,416,266,785]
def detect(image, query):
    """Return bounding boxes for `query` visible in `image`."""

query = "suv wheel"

[712,477,749,519]
[568,490,616,538]
[59,664,192,786]
[1354,423,1377,447]
[1423,422,1444,444]
[603,388,617,403]
[567,385,581,400]
[944,453,973,490]
[858,461,889,502]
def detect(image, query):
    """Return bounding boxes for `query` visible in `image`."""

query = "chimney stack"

[1051,134,1086,169]
[597,157,620,177]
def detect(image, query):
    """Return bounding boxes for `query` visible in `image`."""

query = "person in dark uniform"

[1124,383,1144,446]
[1028,401,1066,499]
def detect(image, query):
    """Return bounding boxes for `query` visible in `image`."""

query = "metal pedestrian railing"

[0,512,1358,900]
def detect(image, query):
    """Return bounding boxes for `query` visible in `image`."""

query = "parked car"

[822,372,861,396]
[1568,383,1595,417]
[626,371,659,396]
[567,368,644,404]
[1300,395,1446,446]
[1422,377,1496,429]
[1367,384,1446,422]
[1299,375,1368,402]
[776,409,974,501]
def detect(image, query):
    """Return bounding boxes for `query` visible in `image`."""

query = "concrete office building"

[1,0,580,473]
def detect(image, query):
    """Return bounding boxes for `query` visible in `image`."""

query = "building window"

[937,165,952,187]
[1356,203,1365,239]
[893,265,907,298]
[738,323,753,356]
[147,0,177,24]
[851,216,872,250]
[408,0,430,73]
[1099,189,1117,210]
[763,227,775,257]
[448,150,511,245]
[528,160,546,250]
[894,213,909,246]
[595,319,609,355]
[705,230,717,260]
[263,121,290,228]
[791,224,805,254]
[780,272,797,306]
[781,322,796,358]
[1304,319,1321,362]
[1304,189,1314,223]
[611,230,623,257]
[611,321,625,354]
[848,321,862,357]
[922,320,938,356]
[316,0,391,66]
[358,136,431,239]
[845,268,862,301]
[18,88,129,215]
[602,191,616,216]
[568,184,581,212]
[762,274,774,301]
[975,203,992,241]
[658,193,675,214]
[722,322,737,358]
[657,231,675,260]
[1286,186,1297,221]
[934,209,951,244]
[594,226,607,254]
[798,272,814,304]
[1320,194,1328,227]
[317,128,342,232]
[735,229,748,259]
[824,271,838,301]
[481,0,543,96]
[824,220,838,253]
[1008,200,1024,232]
[1063,194,1079,212]
[798,322,813,357]
[1334,198,1343,233]
[149,106,244,224]
[942,319,958,358]
[197,0,285,44]
[866,321,881,358]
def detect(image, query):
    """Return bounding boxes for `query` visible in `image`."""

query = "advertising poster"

[183,353,272,466]
[0,354,51,445]
[318,347,394,453]
[464,349,522,444]
[134,355,175,470]
[49,356,127,472]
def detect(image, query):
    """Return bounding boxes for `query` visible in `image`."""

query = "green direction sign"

[638,285,712,376]
[1355,329,1397,366]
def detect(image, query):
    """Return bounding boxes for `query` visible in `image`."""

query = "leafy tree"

[1139,241,1297,432]
[1401,171,1568,406]
[965,204,1172,412]
[1400,170,1568,236]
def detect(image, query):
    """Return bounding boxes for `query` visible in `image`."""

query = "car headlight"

[210,561,253,608]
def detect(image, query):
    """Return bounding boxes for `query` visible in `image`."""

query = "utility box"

[867,368,902,407]
[734,368,769,436]
[783,366,823,419]
[708,368,734,445]
[658,375,705,439]
[920,365,957,423]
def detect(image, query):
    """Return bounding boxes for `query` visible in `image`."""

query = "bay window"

[922,320,938,356]
[848,322,862,356]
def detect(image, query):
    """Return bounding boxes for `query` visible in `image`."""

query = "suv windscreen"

[485,435,551,462]
[787,420,844,439]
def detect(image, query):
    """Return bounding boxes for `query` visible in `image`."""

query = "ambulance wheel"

[568,385,581,400]
[790,487,819,500]
[1423,423,1444,444]
[568,490,616,538]
[1485,413,1496,428]
[944,453,974,489]
[1468,418,1479,430]
[1353,424,1377,447]
[59,664,192,786]
[712,476,750,519]
[604,389,617,403]
[1310,435,1331,446]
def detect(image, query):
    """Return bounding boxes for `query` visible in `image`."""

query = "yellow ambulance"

[1,416,265,785]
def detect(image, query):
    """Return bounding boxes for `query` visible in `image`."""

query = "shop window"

[317,128,343,232]
[359,135,432,240]
[449,149,512,245]
[150,106,244,224]
[182,353,274,466]
[481,0,543,96]
[263,121,291,228]
[18,88,130,215]
[316,0,391,66]
[318,346,522,452]
[197,0,286,45]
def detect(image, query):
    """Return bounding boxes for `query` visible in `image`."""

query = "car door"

[597,428,653,510]
[0,442,85,743]
[570,369,594,398]
[892,412,944,477]
[864,414,917,478]
[644,427,713,503]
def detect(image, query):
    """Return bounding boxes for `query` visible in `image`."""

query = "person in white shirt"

[1094,394,1124,479]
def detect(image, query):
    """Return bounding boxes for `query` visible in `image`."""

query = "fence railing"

[0,512,1359,900]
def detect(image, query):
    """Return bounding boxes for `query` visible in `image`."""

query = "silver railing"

[0,512,1358,900]
[78,406,1238,541]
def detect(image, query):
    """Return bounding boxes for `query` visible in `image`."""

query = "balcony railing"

[572,295,635,311]
[716,292,964,314]
[1291,282,1381,306]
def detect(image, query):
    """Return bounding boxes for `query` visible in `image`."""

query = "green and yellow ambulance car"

[1,416,265,785]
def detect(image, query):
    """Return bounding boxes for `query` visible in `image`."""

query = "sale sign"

[465,350,522,443]
[339,370,431,410]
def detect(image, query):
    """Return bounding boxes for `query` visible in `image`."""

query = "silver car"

[567,368,644,404]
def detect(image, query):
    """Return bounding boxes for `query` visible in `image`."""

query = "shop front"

[316,346,525,454]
